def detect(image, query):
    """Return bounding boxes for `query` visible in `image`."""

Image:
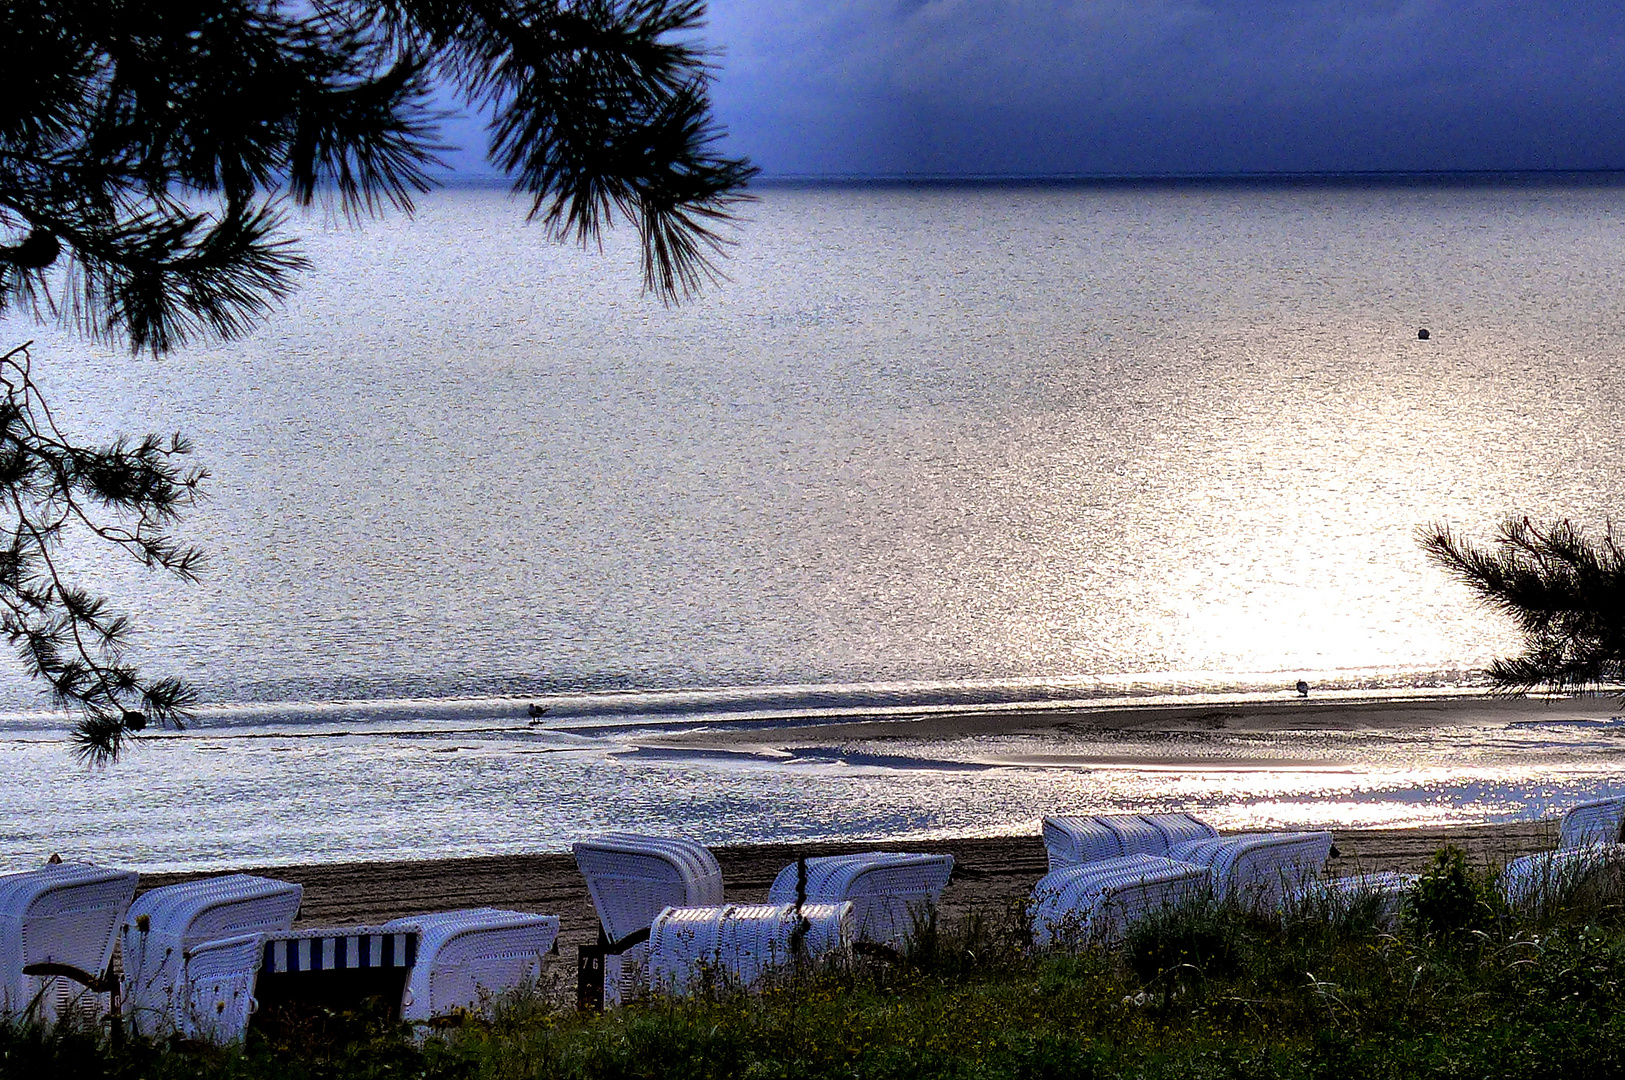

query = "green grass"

[10,848,1625,1080]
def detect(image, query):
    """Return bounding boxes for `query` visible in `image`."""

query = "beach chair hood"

[647,902,851,997]
[1029,854,1209,948]
[383,907,560,1021]
[120,873,302,1038]
[0,862,137,1023]
[571,834,724,943]
[766,852,954,947]
[1170,831,1333,910]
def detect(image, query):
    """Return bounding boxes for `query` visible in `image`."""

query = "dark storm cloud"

[704,0,1625,176]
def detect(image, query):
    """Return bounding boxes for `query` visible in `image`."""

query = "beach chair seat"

[1558,797,1625,848]
[1502,844,1625,906]
[382,908,560,1021]
[1028,854,1210,949]
[647,902,851,997]
[0,862,137,1024]
[1042,812,1218,871]
[1170,832,1333,910]
[173,932,267,1044]
[120,873,303,1037]
[571,834,724,1005]
[766,852,954,947]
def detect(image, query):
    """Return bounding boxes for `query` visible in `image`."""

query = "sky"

[439,1,1625,179]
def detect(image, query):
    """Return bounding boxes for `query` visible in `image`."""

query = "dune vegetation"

[6,846,1625,1080]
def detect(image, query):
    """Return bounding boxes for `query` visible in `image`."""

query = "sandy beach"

[137,820,1561,960]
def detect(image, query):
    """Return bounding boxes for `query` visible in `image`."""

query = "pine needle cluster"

[1421,517,1625,694]
[0,1,755,757]
[0,342,204,761]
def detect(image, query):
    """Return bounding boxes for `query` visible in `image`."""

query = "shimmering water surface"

[5,181,1625,869]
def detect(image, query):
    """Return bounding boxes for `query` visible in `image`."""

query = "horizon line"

[435,167,1625,190]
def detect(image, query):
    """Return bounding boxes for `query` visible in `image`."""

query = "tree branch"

[0,341,201,761]
[1420,518,1625,696]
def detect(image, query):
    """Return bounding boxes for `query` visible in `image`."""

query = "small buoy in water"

[1295,680,1310,698]
[1418,328,1430,340]
[527,703,549,719]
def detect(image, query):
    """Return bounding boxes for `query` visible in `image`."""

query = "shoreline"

[13,692,1619,877]
[138,821,1563,959]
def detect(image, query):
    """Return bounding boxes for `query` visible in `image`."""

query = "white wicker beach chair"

[1502,844,1625,907]
[766,853,954,947]
[647,902,852,997]
[1102,815,1168,857]
[1487,796,1625,908]
[120,873,303,1037]
[1028,854,1210,949]
[1558,796,1625,848]
[571,834,725,1005]
[173,932,266,1044]
[1170,832,1333,911]
[1042,813,1218,871]
[382,908,560,1021]
[0,862,137,1025]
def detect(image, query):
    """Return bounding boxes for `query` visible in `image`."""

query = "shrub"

[1402,845,1498,941]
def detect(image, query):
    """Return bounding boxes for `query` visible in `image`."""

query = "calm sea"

[4,180,1625,869]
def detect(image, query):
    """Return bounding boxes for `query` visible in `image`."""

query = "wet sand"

[137,820,1561,959]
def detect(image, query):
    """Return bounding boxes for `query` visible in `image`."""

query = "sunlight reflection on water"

[3,183,1625,867]
[2,710,1620,871]
[8,184,1624,710]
